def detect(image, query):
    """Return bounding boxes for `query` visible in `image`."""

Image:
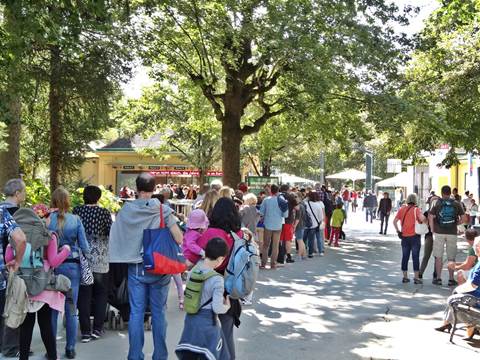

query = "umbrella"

[375,172,409,188]
[325,169,381,189]
[279,173,316,184]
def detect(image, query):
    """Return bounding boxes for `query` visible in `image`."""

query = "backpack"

[225,231,260,300]
[277,194,288,213]
[3,271,27,329]
[184,266,220,314]
[438,199,457,227]
[13,208,52,296]
[303,203,313,228]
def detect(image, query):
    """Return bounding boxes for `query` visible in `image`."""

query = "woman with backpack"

[393,193,427,284]
[303,191,325,258]
[73,185,112,342]
[197,197,243,359]
[5,205,71,360]
[48,188,90,359]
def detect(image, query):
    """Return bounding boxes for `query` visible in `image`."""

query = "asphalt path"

[4,210,479,359]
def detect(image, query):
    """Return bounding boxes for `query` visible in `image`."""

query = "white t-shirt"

[304,200,325,229]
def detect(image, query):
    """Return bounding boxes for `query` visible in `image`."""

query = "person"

[0,179,28,357]
[48,187,90,359]
[239,193,259,236]
[182,209,210,267]
[462,191,472,214]
[210,180,223,192]
[453,187,461,202]
[303,191,325,258]
[419,204,438,281]
[219,186,234,199]
[293,194,307,260]
[197,198,243,359]
[7,206,70,360]
[279,184,297,264]
[429,185,467,286]
[109,173,183,360]
[435,237,480,335]
[449,228,478,285]
[0,180,27,358]
[329,203,345,247]
[193,183,210,207]
[470,199,478,227]
[73,185,113,343]
[393,193,427,284]
[342,187,350,218]
[313,191,326,255]
[198,190,220,218]
[363,191,375,223]
[259,184,288,269]
[378,192,392,235]
[351,191,358,213]
[175,237,231,359]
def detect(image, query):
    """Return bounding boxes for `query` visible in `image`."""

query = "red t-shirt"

[395,205,422,237]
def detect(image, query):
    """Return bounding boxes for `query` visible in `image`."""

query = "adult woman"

[293,193,307,260]
[73,186,112,342]
[198,198,242,359]
[393,193,426,284]
[219,186,234,199]
[199,189,220,218]
[49,188,90,359]
[303,191,325,258]
[7,206,70,360]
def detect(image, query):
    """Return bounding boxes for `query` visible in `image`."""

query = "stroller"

[105,263,152,331]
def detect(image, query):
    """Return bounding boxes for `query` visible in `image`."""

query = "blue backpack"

[225,231,260,300]
[438,200,457,227]
[277,194,288,213]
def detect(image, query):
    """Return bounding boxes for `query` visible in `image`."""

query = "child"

[182,209,210,267]
[176,237,231,360]
[329,203,345,247]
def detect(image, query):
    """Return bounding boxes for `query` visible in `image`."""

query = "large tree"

[136,0,411,186]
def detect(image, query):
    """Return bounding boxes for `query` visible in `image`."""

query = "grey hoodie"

[109,198,177,264]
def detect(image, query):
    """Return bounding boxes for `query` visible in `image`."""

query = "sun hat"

[187,209,209,229]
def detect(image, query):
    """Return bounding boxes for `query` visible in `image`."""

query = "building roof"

[100,134,165,151]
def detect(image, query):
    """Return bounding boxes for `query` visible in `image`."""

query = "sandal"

[402,277,410,283]
[432,278,442,285]
[448,279,458,287]
[414,278,423,285]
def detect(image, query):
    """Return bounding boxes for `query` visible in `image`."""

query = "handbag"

[142,205,187,275]
[80,250,94,286]
[414,207,429,235]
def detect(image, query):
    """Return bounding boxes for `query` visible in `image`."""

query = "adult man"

[260,184,288,269]
[0,179,27,357]
[364,191,376,223]
[378,192,392,235]
[278,184,296,264]
[429,185,467,286]
[109,173,183,360]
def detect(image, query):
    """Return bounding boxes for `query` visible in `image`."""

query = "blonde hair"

[51,187,71,233]
[199,190,219,217]
[219,186,234,198]
[243,193,257,206]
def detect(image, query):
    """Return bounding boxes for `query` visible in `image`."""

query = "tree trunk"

[261,160,271,177]
[221,119,242,187]
[0,99,21,186]
[49,46,62,192]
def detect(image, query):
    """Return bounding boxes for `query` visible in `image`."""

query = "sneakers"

[91,330,104,340]
[81,335,91,343]
[286,257,295,263]
[241,299,253,306]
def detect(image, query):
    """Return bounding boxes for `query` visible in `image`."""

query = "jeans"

[219,313,235,359]
[401,235,421,272]
[78,272,109,335]
[20,304,56,360]
[380,212,390,233]
[52,262,80,351]
[128,263,170,360]
[343,202,349,221]
[315,228,324,254]
[366,208,374,223]
[303,228,317,256]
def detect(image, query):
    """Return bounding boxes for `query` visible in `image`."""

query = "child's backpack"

[184,266,220,314]
[13,208,52,296]
[277,193,288,213]
[438,200,457,227]
[225,231,260,300]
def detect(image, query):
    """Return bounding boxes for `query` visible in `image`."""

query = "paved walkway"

[6,211,480,359]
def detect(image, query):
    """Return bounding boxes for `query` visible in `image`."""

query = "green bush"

[25,179,51,207]
[71,186,121,213]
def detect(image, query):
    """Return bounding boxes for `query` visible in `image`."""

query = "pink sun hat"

[186,209,209,229]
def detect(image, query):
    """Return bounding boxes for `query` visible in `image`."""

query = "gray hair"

[3,179,26,197]
[406,193,418,205]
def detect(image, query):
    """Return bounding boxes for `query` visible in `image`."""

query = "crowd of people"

[3,174,480,359]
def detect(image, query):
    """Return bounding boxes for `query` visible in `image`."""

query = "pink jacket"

[6,233,70,312]
[182,229,205,264]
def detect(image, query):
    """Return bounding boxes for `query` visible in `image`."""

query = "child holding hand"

[182,209,210,268]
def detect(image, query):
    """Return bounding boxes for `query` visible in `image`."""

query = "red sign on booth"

[150,170,200,177]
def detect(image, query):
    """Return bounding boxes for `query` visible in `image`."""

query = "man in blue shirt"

[259,184,288,270]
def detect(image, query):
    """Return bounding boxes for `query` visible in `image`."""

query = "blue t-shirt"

[468,261,480,298]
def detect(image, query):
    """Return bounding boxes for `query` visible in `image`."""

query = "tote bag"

[142,206,187,275]
[414,208,429,235]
